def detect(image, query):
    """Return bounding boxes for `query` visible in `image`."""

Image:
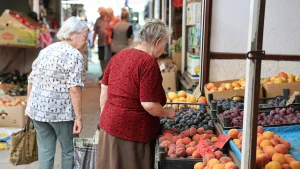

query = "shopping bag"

[9,117,38,166]
[74,129,99,169]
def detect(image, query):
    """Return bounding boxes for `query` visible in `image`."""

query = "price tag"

[197,139,215,157]
[215,134,231,149]
[159,63,166,71]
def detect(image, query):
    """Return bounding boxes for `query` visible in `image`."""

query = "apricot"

[278,139,291,150]
[207,158,220,169]
[272,153,286,165]
[289,161,300,169]
[189,141,197,147]
[256,149,264,155]
[270,138,280,146]
[214,150,224,160]
[233,139,241,146]
[263,146,278,159]
[197,127,205,134]
[256,153,270,169]
[171,136,180,143]
[228,129,239,139]
[274,144,288,154]
[274,134,281,139]
[257,126,264,134]
[264,161,281,169]
[286,157,297,164]
[204,154,215,165]
[192,150,202,158]
[257,136,265,145]
[284,154,293,159]
[190,127,197,137]
[193,134,201,142]
[186,147,196,156]
[263,131,275,140]
[212,164,225,169]
[260,139,272,149]
[183,137,192,145]
[219,156,233,164]
[281,164,292,169]
[224,163,238,169]
[194,162,205,169]
[211,136,218,142]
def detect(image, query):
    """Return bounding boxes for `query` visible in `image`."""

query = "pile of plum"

[259,96,287,108]
[160,109,214,132]
[213,98,244,110]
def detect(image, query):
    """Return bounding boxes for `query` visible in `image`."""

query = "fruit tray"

[222,125,300,162]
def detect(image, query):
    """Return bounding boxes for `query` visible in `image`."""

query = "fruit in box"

[207,80,245,92]
[278,72,288,79]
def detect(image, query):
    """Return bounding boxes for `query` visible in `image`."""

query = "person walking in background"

[96,19,175,169]
[26,17,88,169]
[111,8,133,56]
[92,7,108,82]
[105,8,120,66]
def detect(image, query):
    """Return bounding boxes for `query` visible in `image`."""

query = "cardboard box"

[204,80,264,100]
[172,51,182,71]
[0,27,39,47]
[0,105,26,128]
[157,58,177,91]
[263,82,300,98]
[187,52,200,78]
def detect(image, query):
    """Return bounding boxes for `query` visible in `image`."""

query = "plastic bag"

[73,129,99,169]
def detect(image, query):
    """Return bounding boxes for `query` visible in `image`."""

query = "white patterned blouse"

[26,42,85,122]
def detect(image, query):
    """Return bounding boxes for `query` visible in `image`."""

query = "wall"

[209,0,300,82]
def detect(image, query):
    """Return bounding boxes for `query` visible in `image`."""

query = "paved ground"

[0,56,102,169]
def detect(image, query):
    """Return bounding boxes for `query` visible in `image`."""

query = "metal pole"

[168,0,172,54]
[181,0,187,74]
[149,0,154,19]
[154,0,160,19]
[241,0,266,169]
[161,0,166,22]
[199,0,206,91]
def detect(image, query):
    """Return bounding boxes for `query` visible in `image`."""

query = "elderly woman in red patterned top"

[96,19,175,169]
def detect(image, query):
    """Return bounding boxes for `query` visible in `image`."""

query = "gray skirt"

[96,129,156,169]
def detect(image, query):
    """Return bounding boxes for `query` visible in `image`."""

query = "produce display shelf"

[222,125,300,162]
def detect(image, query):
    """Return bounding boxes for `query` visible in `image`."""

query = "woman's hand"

[163,107,176,119]
[73,119,83,134]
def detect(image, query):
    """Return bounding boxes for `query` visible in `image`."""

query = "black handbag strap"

[24,116,33,132]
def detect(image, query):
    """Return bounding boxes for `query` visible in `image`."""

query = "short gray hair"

[56,16,88,40]
[138,19,172,45]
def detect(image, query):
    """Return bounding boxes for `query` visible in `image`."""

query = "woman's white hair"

[138,19,172,45]
[56,16,88,40]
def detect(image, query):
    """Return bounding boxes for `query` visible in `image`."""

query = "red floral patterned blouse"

[100,48,166,143]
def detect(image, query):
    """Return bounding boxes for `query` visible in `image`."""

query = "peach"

[168,148,176,156]
[289,161,300,169]
[165,133,173,141]
[219,156,233,164]
[278,139,291,150]
[194,162,205,169]
[206,130,214,134]
[176,139,185,145]
[202,134,211,140]
[171,136,180,143]
[224,163,239,169]
[270,138,280,146]
[190,127,197,137]
[263,146,278,159]
[161,140,171,147]
[228,129,239,139]
[169,154,177,158]
[159,136,166,143]
[257,133,262,137]
[181,130,190,137]
[256,154,270,169]
[183,137,192,145]
[204,154,215,165]
[274,144,288,154]
[274,134,281,139]
[214,150,224,160]
[281,164,292,169]
[207,158,220,169]
[233,139,241,146]
[212,164,225,169]
[211,136,218,142]
[192,150,202,158]
[257,126,264,134]
[284,154,293,159]
[238,132,243,139]
[265,161,281,169]
[189,141,197,147]
[186,147,196,156]
[286,157,297,164]
[193,134,201,142]
[176,144,185,149]
[272,153,286,165]
[263,131,275,140]
[206,83,215,90]
[175,148,186,158]
[260,139,272,149]
[197,127,205,134]
[256,149,264,155]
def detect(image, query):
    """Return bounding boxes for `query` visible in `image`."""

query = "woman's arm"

[100,84,108,115]
[141,102,175,119]
[70,86,83,134]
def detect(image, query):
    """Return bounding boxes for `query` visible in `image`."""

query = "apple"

[218,87,226,91]
[210,87,218,92]
[224,83,234,90]
[278,72,288,79]
[261,78,270,84]
[232,81,241,88]
[274,77,283,84]
[239,78,245,82]
[186,94,197,103]
[178,97,186,102]
[206,83,215,90]
[168,92,178,101]
[295,75,300,82]
[219,83,226,87]
[233,87,241,90]
[287,73,294,80]
[287,79,294,83]
[280,77,287,83]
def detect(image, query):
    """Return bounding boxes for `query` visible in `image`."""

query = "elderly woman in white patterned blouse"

[25,17,88,169]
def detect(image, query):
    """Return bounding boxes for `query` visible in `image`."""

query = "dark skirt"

[96,129,156,169]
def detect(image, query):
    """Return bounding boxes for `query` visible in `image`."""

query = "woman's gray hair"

[138,19,172,45]
[56,16,88,40]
